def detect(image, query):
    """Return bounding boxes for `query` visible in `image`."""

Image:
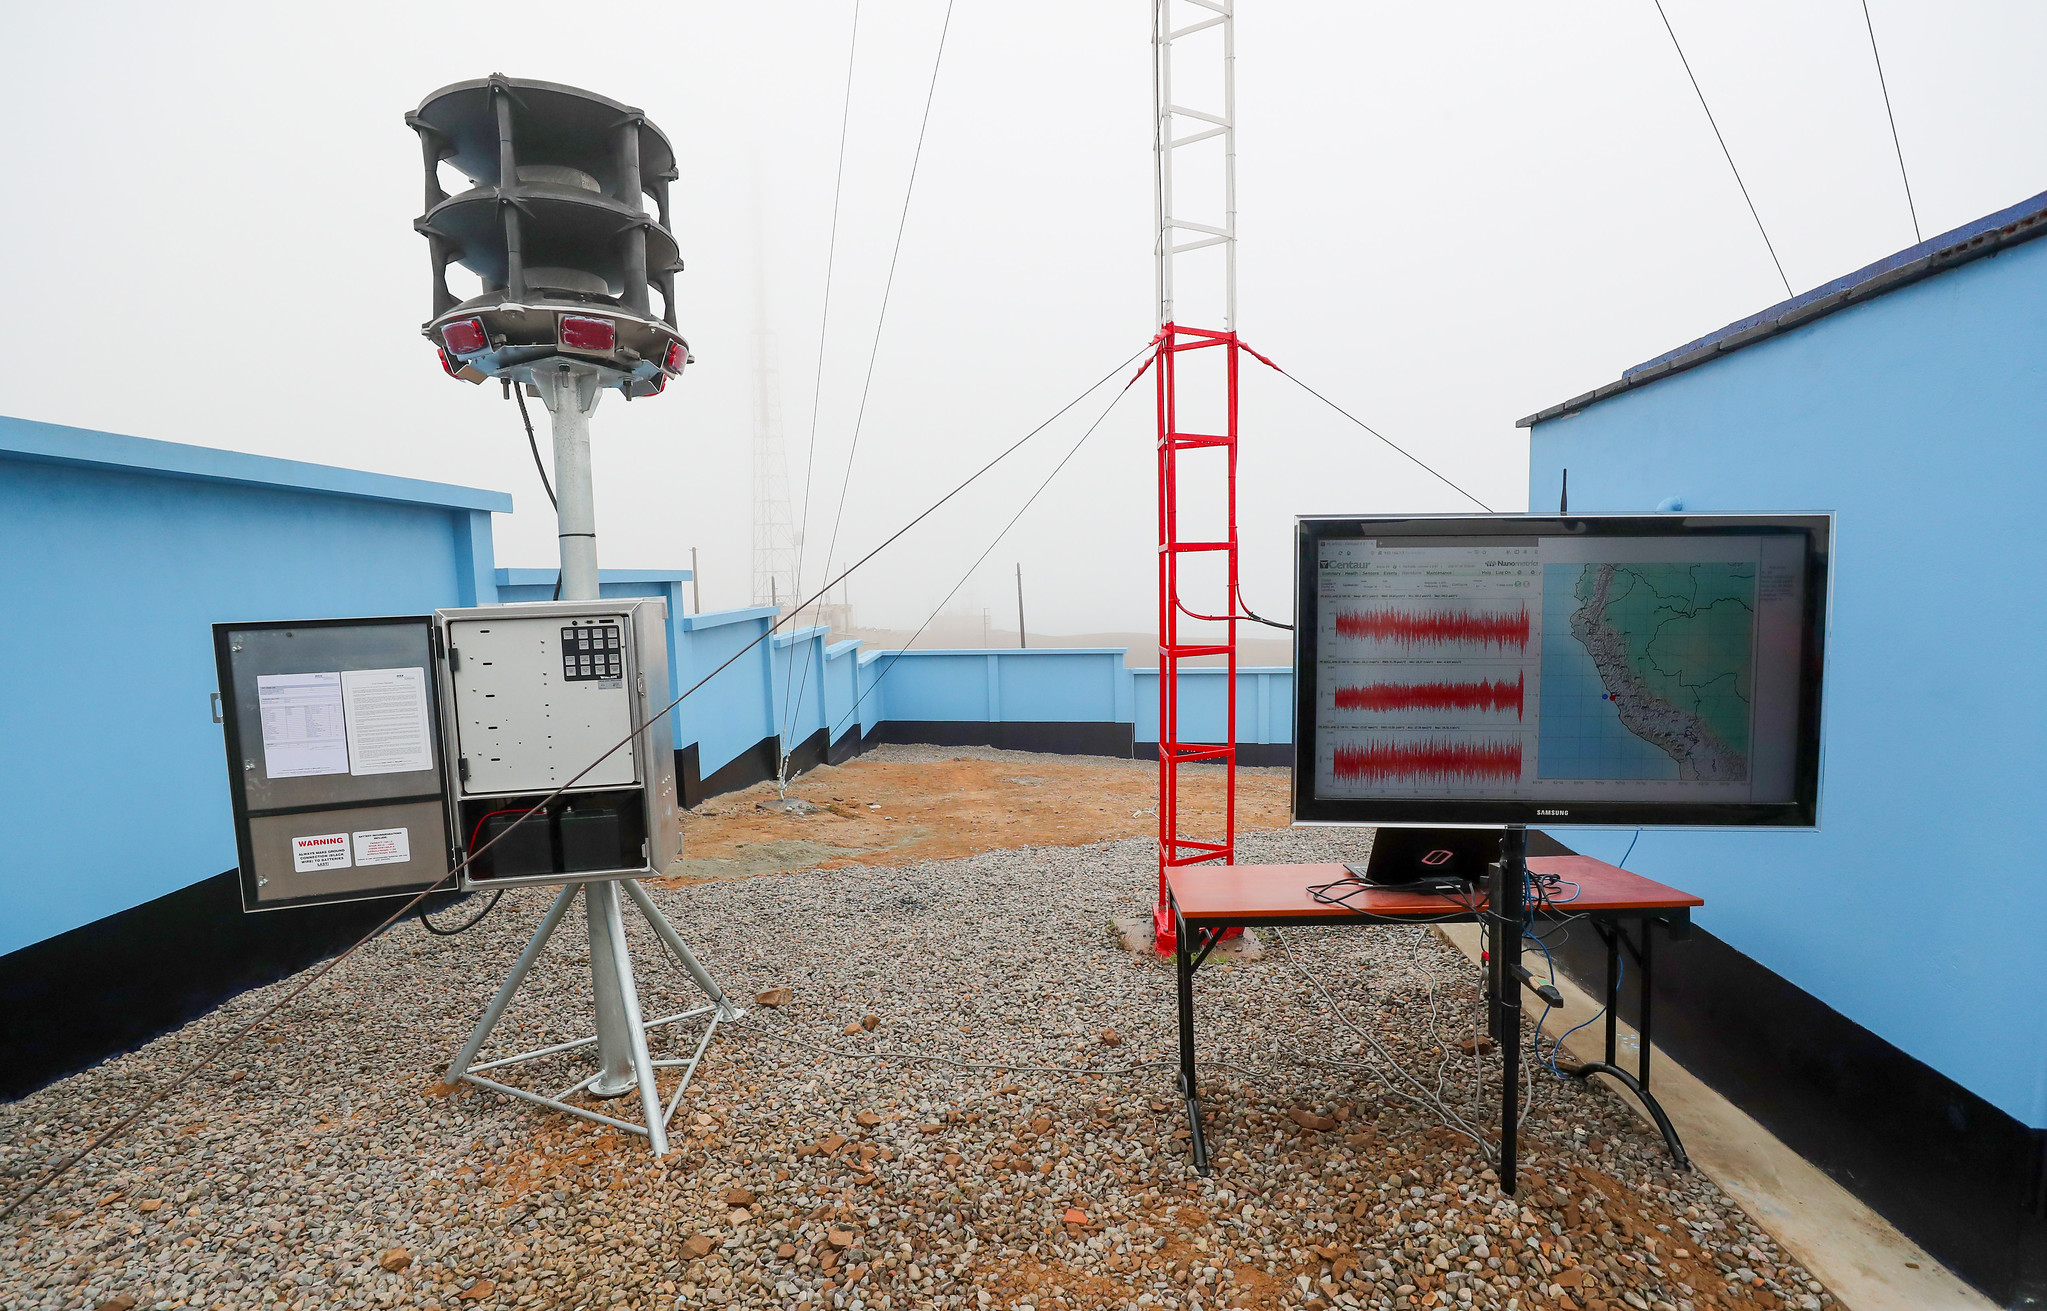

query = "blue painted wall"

[672,607,779,770]
[1132,666,1293,747]
[0,416,1302,981]
[1527,235,2047,1128]
[0,417,512,957]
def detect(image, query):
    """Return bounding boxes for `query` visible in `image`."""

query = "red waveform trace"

[1335,672,1525,720]
[1333,605,1531,650]
[1332,738,1524,784]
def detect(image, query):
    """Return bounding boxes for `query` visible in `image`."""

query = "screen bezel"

[1291,513,1830,830]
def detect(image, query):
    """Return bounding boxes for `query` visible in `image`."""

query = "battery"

[478,811,553,878]
[559,805,622,873]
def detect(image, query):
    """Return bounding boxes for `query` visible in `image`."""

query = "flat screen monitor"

[1292,514,1830,829]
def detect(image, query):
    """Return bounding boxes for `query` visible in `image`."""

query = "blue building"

[1521,190,2047,1308]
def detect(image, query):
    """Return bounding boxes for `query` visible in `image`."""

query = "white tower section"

[1153,0,1237,330]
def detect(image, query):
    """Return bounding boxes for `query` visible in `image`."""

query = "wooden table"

[1164,852,1703,1191]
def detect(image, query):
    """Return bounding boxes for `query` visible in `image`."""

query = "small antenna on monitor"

[1559,469,1569,515]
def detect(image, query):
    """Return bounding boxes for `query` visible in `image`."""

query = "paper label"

[341,667,434,776]
[256,672,349,778]
[351,827,411,867]
[291,833,353,873]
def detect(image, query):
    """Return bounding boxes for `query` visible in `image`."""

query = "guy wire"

[0,342,1148,1224]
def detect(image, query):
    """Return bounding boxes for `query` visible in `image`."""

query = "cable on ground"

[1267,926,1497,1160]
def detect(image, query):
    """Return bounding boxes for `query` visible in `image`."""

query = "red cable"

[467,807,540,857]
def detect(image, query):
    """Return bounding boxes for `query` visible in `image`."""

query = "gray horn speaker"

[408,74,690,400]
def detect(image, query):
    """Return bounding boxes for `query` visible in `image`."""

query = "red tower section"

[1152,323,1242,954]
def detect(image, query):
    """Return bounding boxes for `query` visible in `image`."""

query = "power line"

[780,0,864,774]
[1650,0,1795,299]
[786,0,958,782]
[1859,0,1921,243]
[830,367,1140,741]
[1250,354,1495,512]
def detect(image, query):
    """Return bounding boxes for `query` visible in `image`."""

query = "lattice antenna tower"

[1150,0,1243,952]
[749,234,800,610]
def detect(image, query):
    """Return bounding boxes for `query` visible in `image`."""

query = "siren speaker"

[409,74,690,399]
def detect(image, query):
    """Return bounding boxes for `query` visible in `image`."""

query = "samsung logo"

[1536,809,1569,817]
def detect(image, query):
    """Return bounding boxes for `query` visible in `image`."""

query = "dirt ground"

[657,746,1295,886]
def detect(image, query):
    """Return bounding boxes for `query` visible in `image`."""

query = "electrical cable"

[511,383,564,602]
[778,0,864,779]
[417,889,503,938]
[0,344,1149,1225]
[513,385,557,512]
[1232,584,1292,632]
[784,0,957,783]
[417,807,526,937]
[1650,0,1795,299]
[1267,926,1497,1159]
[1859,0,1920,244]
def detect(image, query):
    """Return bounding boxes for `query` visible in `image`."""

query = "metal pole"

[1221,0,1237,332]
[1498,825,1528,1194]
[691,546,701,614]
[1152,0,1166,327]
[535,360,641,1094]
[1016,562,1027,648]
[583,882,638,1098]
[597,879,668,1153]
[538,363,602,602]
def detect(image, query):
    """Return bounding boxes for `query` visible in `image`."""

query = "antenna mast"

[1151,0,1243,954]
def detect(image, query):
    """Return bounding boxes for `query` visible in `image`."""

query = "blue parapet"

[0,416,511,956]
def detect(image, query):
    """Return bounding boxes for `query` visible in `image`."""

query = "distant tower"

[748,224,800,612]
[750,322,799,609]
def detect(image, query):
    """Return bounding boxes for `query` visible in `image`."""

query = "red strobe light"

[663,340,687,374]
[560,316,617,353]
[440,318,489,355]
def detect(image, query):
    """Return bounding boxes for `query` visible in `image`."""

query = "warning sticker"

[291,833,353,873]
[352,827,411,867]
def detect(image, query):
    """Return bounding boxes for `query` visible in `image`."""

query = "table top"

[1166,855,1703,925]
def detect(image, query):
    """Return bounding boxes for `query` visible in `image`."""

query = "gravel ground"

[2,826,1828,1311]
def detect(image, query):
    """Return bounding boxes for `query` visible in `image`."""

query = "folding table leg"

[1559,916,1690,1170]
[1639,922,1655,1094]
[1604,923,1621,1067]
[1497,827,1526,1195]
[1174,900,1211,1176]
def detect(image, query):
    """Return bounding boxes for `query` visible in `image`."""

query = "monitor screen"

[1291,514,1830,829]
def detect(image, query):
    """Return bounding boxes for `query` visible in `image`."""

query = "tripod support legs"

[443,878,743,1155]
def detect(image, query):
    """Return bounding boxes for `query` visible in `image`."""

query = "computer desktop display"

[1291,514,1830,829]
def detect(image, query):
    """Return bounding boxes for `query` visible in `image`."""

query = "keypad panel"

[560,624,623,682]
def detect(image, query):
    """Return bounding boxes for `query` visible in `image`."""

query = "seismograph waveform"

[1334,672,1525,720]
[1331,738,1524,784]
[1333,605,1531,650]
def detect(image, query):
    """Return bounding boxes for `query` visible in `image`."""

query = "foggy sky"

[4,1,2043,634]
